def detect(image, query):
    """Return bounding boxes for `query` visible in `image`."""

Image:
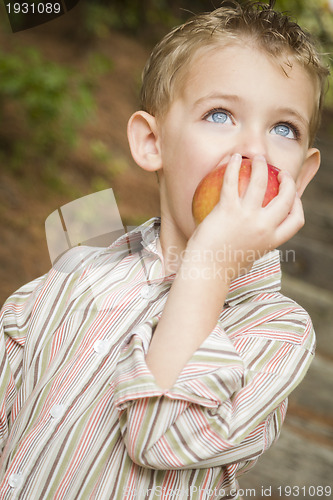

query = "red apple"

[192,158,280,224]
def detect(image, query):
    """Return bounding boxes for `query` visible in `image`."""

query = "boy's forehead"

[175,43,318,119]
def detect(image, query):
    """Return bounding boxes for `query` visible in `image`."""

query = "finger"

[219,153,242,203]
[242,155,268,208]
[265,170,297,224]
[272,193,305,247]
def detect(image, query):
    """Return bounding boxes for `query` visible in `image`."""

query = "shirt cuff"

[113,317,244,411]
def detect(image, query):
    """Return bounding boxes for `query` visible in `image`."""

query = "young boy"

[0,1,329,499]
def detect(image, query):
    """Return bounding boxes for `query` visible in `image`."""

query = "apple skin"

[192,158,280,225]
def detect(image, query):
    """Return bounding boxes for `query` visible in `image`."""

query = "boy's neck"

[158,217,188,276]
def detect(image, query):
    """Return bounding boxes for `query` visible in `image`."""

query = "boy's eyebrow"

[193,93,240,107]
[275,107,309,128]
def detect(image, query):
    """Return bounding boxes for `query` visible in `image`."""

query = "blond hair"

[141,0,330,145]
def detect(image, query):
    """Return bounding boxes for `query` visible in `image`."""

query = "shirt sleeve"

[0,275,46,450]
[113,294,315,469]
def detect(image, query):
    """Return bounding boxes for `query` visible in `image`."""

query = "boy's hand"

[188,153,304,282]
[147,154,305,389]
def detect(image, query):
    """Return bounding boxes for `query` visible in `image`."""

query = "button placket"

[140,284,156,300]
[8,472,24,489]
[93,339,109,355]
[50,404,66,420]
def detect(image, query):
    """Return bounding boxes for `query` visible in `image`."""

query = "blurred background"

[0,1,332,498]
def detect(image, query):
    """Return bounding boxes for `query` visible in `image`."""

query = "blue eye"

[272,124,296,139]
[210,112,228,123]
[206,110,231,124]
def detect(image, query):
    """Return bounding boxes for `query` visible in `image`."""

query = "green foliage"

[0,47,96,171]
[81,0,180,41]
[89,139,129,192]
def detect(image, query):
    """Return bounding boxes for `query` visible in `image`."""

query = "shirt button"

[140,285,155,299]
[8,472,24,488]
[93,339,109,355]
[50,404,66,419]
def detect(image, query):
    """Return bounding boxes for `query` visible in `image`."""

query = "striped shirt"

[0,218,315,499]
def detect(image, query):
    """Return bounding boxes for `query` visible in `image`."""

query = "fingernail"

[254,154,266,161]
[232,153,242,161]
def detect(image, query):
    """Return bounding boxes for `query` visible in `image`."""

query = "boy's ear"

[296,147,321,197]
[127,111,162,172]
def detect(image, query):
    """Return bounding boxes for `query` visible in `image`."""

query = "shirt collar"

[111,217,282,305]
[106,218,159,254]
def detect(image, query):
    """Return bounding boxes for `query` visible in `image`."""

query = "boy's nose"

[237,129,267,160]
